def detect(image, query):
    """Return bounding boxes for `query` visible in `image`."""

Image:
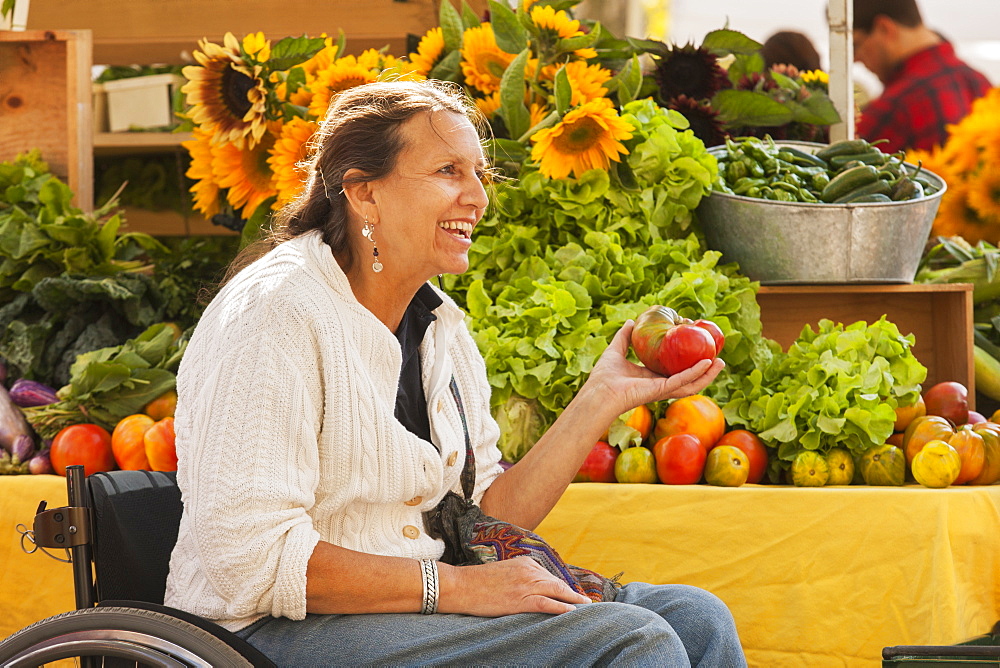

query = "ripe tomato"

[692,319,725,355]
[923,381,969,426]
[654,395,726,452]
[614,446,659,483]
[652,433,706,484]
[631,305,689,376]
[660,324,717,375]
[948,425,985,484]
[713,430,768,483]
[112,414,154,470]
[574,441,619,483]
[50,424,115,477]
[704,445,749,487]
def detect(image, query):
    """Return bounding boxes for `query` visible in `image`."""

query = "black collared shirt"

[393,283,443,446]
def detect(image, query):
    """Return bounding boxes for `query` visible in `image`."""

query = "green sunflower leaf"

[489,0,528,55]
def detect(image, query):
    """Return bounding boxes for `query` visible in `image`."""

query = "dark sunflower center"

[554,117,601,153]
[221,66,255,118]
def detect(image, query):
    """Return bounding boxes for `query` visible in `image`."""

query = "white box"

[102,73,182,132]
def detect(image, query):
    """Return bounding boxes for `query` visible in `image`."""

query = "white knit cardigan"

[164,231,504,631]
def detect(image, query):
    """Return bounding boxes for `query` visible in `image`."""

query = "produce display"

[713,136,939,204]
[574,376,1000,489]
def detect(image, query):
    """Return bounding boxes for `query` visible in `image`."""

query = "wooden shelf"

[757,283,975,404]
[94,131,191,155]
[116,207,237,237]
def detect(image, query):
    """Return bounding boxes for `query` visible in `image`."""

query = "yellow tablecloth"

[536,483,1000,667]
[3,475,999,667]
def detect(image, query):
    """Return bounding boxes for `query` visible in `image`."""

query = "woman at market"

[164,79,745,667]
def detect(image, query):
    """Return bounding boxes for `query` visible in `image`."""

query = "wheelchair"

[0,465,275,667]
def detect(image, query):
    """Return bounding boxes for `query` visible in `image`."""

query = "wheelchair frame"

[0,465,274,667]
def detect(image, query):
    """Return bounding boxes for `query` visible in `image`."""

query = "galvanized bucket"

[697,141,947,284]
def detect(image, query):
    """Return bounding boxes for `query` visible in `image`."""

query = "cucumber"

[820,164,879,202]
[833,179,893,203]
[974,345,1000,401]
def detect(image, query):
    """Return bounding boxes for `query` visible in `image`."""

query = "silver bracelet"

[419,558,439,615]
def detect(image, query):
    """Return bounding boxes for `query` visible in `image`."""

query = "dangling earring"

[361,218,383,273]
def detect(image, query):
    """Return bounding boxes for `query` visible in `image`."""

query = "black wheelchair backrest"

[88,469,182,605]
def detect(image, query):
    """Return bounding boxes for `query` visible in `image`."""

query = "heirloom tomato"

[860,444,905,486]
[692,319,725,356]
[703,446,749,487]
[893,394,926,432]
[911,440,961,488]
[654,395,725,451]
[614,446,658,483]
[902,415,954,465]
[968,422,1000,485]
[948,425,985,485]
[923,381,969,425]
[574,441,619,483]
[630,305,721,376]
[145,417,177,472]
[50,424,115,477]
[652,433,706,485]
[713,430,767,483]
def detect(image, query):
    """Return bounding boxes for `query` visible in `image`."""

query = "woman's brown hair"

[219,79,487,285]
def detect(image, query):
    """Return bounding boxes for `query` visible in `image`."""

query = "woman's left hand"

[585,319,725,418]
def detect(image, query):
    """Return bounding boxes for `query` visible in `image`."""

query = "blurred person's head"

[852,0,940,83]
[761,31,822,72]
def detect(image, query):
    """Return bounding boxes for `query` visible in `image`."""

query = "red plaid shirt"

[857,42,992,152]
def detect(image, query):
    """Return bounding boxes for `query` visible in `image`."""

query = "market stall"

[3,474,999,667]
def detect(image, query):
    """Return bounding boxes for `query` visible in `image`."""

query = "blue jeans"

[235,582,747,667]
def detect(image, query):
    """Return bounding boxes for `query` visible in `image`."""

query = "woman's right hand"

[437,557,591,616]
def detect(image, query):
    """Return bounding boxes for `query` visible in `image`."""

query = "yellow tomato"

[614,446,659,483]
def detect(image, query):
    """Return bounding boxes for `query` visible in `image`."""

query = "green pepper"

[829,151,887,169]
[726,160,748,183]
[772,189,797,202]
[811,172,831,190]
[733,177,767,195]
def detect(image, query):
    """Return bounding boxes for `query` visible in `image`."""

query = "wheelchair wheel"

[0,606,254,667]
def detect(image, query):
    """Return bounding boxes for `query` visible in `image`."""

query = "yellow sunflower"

[409,27,446,76]
[530,5,598,59]
[529,97,634,180]
[182,127,221,217]
[529,101,550,130]
[182,32,269,148]
[800,69,829,86]
[967,164,1000,223]
[242,31,271,62]
[307,55,380,118]
[268,117,320,207]
[475,92,502,119]
[461,23,516,94]
[212,129,279,219]
[561,60,612,106]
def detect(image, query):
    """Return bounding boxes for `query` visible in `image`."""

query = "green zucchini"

[820,164,879,202]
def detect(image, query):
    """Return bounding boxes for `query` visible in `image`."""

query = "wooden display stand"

[0,30,93,211]
[25,0,486,65]
[757,283,975,402]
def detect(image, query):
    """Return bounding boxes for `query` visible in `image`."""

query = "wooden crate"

[757,283,975,404]
[25,0,486,65]
[0,30,93,210]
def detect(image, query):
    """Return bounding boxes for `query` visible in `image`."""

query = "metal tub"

[697,142,947,284]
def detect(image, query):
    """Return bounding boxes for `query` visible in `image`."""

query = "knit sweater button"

[404,496,423,506]
[403,525,420,539]
[446,451,458,466]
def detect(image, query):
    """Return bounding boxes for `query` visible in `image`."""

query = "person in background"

[164,79,747,666]
[761,30,822,73]
[852,0,991,152]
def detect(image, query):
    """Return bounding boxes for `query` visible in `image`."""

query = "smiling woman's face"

[367,110,489,282]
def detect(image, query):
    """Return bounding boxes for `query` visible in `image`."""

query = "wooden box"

[25,0,487,65]
[0,29,93,210]
[757,283,975,404]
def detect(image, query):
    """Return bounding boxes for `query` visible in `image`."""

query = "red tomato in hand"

[660,325,717,375]
[574,441,619,483]
[50,424,115,477]
[631,306,689,375]
[713,430,768,483]
[653,433,706,484]
[693,319,725,355]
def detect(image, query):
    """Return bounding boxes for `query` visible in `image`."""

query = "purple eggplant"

[28,449,53,475]
[9,379,59,408]
[11,434,35,463]
[0,385,31,454]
